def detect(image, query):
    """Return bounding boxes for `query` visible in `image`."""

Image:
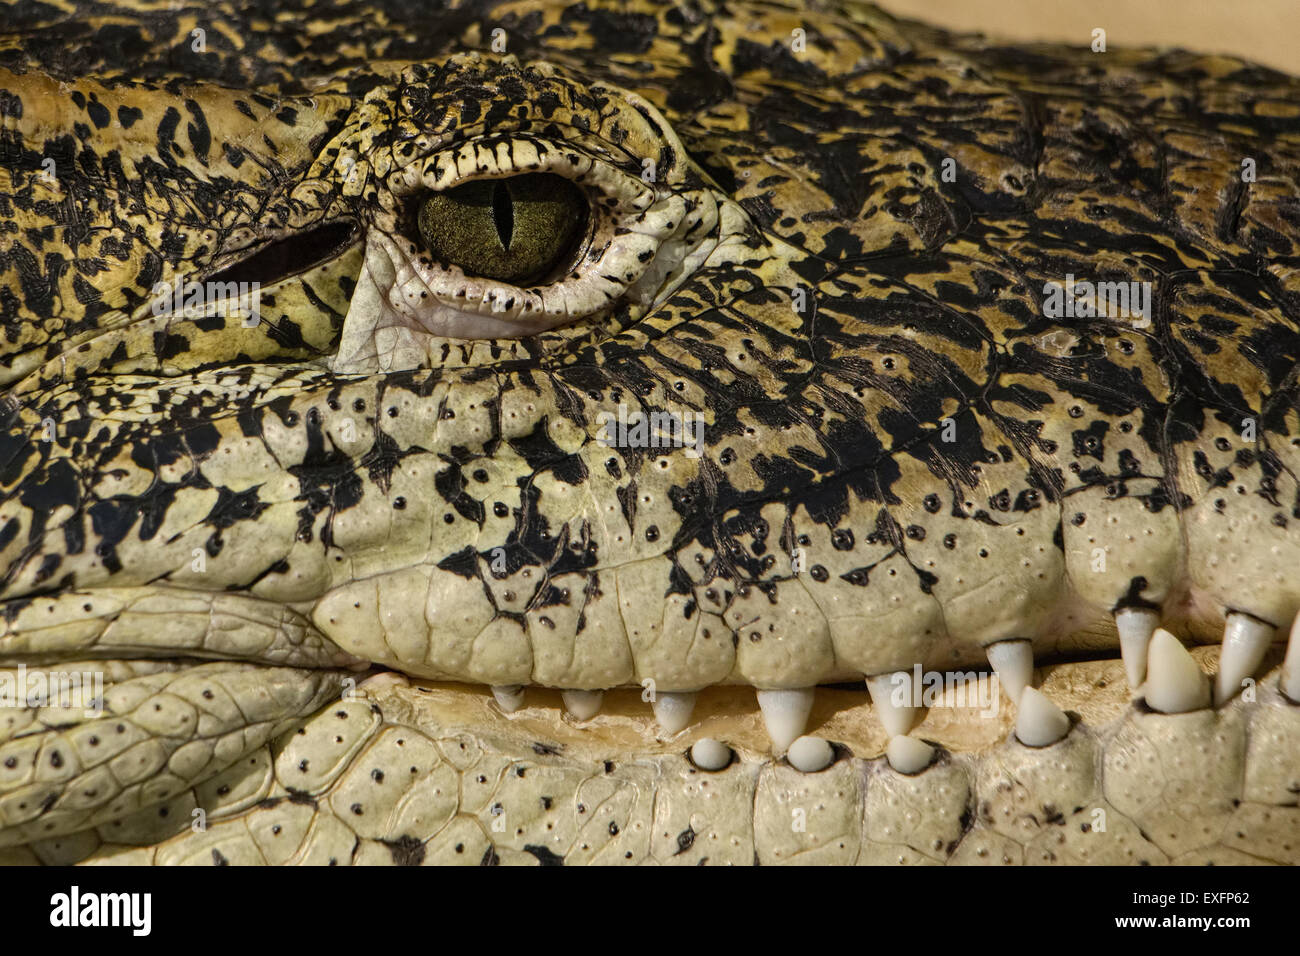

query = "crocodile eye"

[416,174,587,285]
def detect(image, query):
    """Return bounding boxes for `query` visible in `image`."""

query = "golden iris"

[416,173,588,285]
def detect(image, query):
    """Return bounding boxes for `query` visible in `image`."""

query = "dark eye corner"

[205,220,361,288]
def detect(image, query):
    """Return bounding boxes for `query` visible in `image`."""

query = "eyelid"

[386,134,655,217]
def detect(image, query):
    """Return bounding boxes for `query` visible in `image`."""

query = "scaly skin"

[0,0,1298,864]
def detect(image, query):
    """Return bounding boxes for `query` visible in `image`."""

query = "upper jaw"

[3,566,1293,763]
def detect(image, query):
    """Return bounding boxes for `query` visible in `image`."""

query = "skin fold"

[0,0,1297,864]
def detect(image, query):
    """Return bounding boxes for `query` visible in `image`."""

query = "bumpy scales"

[0,0,1298,864]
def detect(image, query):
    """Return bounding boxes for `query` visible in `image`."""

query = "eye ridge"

[416,172,587,287]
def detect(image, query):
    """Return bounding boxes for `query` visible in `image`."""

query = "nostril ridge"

[492,180,513,248]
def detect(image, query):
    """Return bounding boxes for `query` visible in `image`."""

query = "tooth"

[1145,629,1211,714]
[886,735,935,775]
[690,737,733,771]
[358,671,410,692]
[491,684,525,713]
[1283,612,1300,703]
[865,671,918,737]
[985,639,1033,704]
[561,689,603,720]
[1287,662,1300,703]
[756,688,814,753]
[787,735,834,773]
[1214,612,1275,706]
[1015,687,1071,747]
[1115,606,1158,689]
[651,691,696,735]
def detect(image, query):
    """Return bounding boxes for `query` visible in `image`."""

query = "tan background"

[875,0,1300,73]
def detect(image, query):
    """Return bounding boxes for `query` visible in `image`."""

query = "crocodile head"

[1,0,1298,865]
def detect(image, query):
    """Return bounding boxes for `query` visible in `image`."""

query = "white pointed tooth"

[1015,687,1071,747]
[651,691,697,735]
[787,736,834,773]
[690,737,733,771]
[1214,613,1275,706]
[886,735,935,775]
[985,639,1033,704]
[865,671,918,737]
[561,689,603,720]
[358,671,410,692]
[1114,607,1158,690]
[1145,629,1210,714]
[756,688,814,754]
[491,684,525,713]
[1282,612,1300,703]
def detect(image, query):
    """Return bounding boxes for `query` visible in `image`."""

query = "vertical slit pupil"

[492,180,513,248]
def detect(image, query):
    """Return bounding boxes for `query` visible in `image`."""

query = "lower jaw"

[22,649,1293,865]
[334,648,1297,865]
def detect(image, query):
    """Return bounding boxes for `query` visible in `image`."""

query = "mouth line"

[359,646,1292,764]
